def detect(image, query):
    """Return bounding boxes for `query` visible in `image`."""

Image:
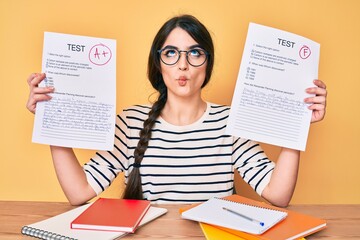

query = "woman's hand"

[26,73,54,114]
[304,79,327,123]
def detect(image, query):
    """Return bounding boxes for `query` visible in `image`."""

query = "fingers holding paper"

[26,73,54,114]
[304,79,327,123]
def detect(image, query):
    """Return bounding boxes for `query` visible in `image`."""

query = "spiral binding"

[215,197,285,214]
[21,226,78,240]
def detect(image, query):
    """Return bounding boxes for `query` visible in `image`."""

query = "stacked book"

[21,198,167,240]
[180,195,327,240]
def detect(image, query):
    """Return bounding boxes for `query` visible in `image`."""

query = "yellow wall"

[1,0,359,204]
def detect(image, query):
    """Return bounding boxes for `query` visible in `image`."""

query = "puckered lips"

[177,76,188,86]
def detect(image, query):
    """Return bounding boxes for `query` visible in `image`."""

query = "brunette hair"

[123,15,215,199]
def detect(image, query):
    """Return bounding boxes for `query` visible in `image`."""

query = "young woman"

[26,15,327,207]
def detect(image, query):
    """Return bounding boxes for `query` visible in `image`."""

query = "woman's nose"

[177,52,189,70]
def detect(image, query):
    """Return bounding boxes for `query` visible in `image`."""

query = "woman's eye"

[164,49,177,57]
[189,49,201,57]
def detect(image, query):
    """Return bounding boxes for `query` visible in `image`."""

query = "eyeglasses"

[158,47,209,67]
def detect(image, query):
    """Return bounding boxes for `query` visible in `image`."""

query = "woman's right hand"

[26,73,54,114]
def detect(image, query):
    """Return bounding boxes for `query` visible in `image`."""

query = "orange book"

[199,222,247,240]
[181,195,326,240]
[199,223,306,240]
[71,198,150,233]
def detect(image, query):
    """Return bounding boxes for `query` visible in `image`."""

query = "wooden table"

[0,201,359,239]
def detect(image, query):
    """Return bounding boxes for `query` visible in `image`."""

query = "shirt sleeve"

[83,110,130,195]
[232,137,275,196]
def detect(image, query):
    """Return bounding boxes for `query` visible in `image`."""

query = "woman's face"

[160,27,207,100]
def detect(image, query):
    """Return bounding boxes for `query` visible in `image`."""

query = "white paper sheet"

[226,23,320,151]
[32,32,116,150]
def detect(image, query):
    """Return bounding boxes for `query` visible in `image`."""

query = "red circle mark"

[299,45,311,59]
[89,44,112,66]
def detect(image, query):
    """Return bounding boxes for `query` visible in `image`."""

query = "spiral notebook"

[181,197,287,235]
[21,203,167,240]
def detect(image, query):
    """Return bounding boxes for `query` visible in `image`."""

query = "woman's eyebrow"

[162,45,178,50]
[189,44,203,49]
[162,44,203,50]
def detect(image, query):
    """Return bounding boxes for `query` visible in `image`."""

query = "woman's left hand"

[304,79,327,123]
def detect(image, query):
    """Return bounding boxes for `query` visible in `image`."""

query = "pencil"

[222,207,265,226]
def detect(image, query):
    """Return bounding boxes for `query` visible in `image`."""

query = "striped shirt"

[84,102,275,204]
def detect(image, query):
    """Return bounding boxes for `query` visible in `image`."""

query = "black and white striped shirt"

[84,102,275,204]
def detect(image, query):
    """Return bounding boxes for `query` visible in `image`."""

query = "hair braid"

[123,87,167,199]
